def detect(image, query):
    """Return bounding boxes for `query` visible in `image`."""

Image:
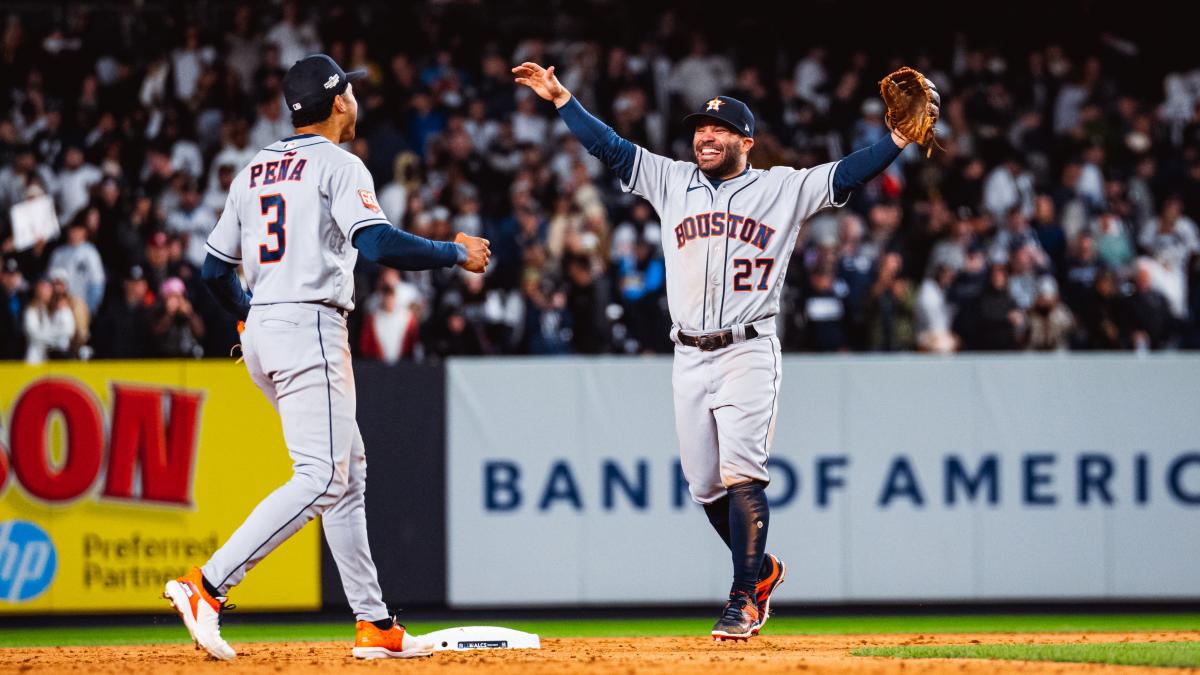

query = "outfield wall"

[446,356,1200,607]
[2,355,1197,613]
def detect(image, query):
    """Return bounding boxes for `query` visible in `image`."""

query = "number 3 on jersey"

[258,194,286,263]
[732,257,774,292]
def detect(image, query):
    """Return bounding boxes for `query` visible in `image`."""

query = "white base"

[424,626,541,651]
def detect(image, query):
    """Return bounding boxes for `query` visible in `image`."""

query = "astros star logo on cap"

[706,97,724,112]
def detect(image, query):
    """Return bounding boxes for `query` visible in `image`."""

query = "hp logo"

[0,520,57,602]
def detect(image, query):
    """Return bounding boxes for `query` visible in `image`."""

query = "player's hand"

[455,232,491,273]
[512,62,571,108]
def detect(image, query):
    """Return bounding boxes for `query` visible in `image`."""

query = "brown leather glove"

[879,66,942,157]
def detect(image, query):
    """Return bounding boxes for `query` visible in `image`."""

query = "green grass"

[0,614,1196,648]
[854,641,1200,668]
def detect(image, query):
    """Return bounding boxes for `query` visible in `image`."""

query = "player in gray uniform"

[163,55,490,661]
[514,61,933,639]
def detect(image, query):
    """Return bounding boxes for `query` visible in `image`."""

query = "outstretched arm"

[830,130,910,204]
[513,62,637,183]
[353,224,490,273]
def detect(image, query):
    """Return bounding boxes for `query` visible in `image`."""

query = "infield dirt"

[3,631,1198,673]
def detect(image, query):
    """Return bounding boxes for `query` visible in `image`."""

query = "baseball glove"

[879,67,942,157]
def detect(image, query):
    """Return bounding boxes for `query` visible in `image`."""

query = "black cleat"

[753,554,786,635]
[711,590,760,641]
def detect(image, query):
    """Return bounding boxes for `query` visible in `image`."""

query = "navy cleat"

[711,590,760,641]
[752,553,786,634]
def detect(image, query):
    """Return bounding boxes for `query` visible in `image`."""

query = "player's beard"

[694,136,745,179]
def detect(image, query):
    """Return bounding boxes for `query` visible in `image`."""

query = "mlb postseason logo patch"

[358,189,381,213]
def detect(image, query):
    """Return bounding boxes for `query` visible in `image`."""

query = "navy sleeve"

[557,96,637,184]
[352,223,466,270]
[200,253,252,321]
[831,134,904,204]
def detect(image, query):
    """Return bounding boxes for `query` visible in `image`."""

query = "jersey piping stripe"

[826,159,847,207]
[761,336,779,464]
[692,168,715,330]
[205,242,242,263]
[347,217,391,234]
[628,146,644,191]
[215,312,338,591]
[718,174,761,326]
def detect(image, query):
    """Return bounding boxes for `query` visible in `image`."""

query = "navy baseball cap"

[283,54,366,115]
[683,96,755,138]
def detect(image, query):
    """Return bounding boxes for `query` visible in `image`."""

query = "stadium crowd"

[2,2,1200,363]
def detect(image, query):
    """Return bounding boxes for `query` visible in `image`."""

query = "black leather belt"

[678,325,759,351]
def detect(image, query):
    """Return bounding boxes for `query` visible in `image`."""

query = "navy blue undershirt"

[557,95,902,202]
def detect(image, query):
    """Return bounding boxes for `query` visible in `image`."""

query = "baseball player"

[163,54,490,661]
[513,62,938,639]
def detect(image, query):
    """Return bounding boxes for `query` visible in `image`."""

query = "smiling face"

[692,121,752,179]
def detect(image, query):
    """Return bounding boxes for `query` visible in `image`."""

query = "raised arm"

[513,62,637,183]
[828,66,942,205]
[830,131,909,204]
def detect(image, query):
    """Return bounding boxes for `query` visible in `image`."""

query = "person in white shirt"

[165,179,212,269]
[668,35,735,111]
[171,26,216,102]
[55,146,102,225]
[916,265,958,353]
[511,94,549,146]
[24,277,75,364]
[250,96,294,151]
[46,216,106,315]
[265,0,321,69]
[983,154,1035,223]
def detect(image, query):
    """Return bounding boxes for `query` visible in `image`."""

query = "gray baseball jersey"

[205,133,390,311]
[197,132,390,623]
[621,146,846,504]
[622,148,845,333]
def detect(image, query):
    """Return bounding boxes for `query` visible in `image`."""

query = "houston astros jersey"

[205,133,389,311]
[622,147,845,332]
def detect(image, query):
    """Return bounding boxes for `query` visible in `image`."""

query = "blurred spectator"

[963,264,1023,351]
[266,0,321,69]
[166,179,212,269]
[23,276,74,363]
[1,257,29,359]
[1026,276,1075,351]
[615,234,667,353]
[801,264,848,352]
[1126,261,1173,350]
[360,279,420,364]
[1076,269,1125,350]
[1030,195,1066,273]
[983,153,1035,223]
[990,207,1049,269]
[48,269,90,354]
[151,277,204,357]
[915,264,957,353]
[1092,212,1134,269]
[55,145,101,225]
[46,213,105,314]
[91,265,154,359]
[867,251,914,351]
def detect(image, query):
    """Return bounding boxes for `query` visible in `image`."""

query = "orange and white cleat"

[353,617,435,659]
[752,553,786,635]
[162,567,236,661]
